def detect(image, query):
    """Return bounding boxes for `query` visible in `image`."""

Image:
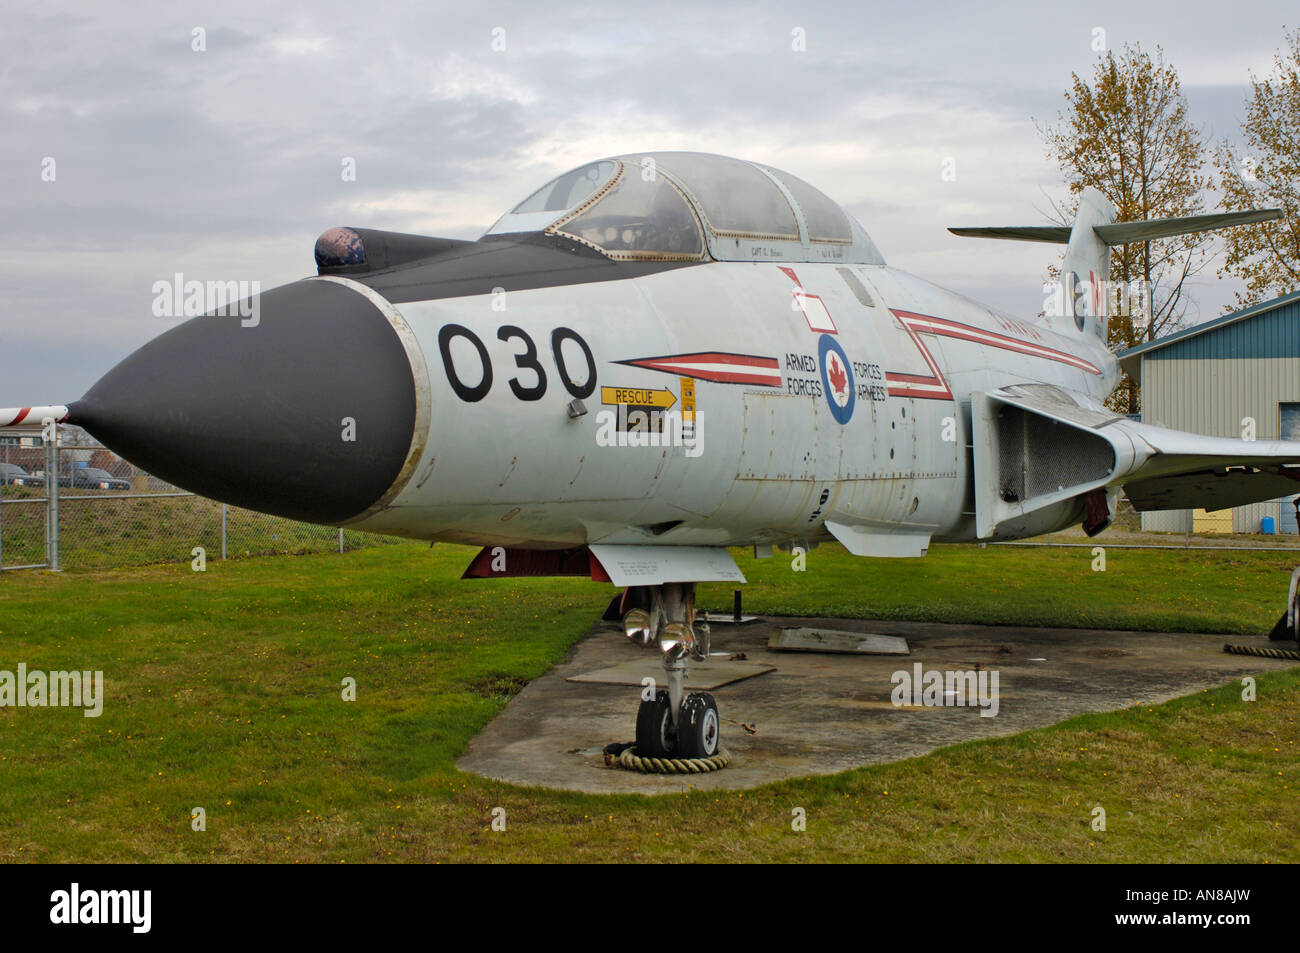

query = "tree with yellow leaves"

[1036,43,1210,414]
[1214,30,1300,309]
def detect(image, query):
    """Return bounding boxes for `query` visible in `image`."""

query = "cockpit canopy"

[485,152,884,265]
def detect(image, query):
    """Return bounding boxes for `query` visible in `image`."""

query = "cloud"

[1,0,1294,403]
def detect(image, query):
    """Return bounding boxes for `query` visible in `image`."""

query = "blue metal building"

[1118,289,1300,533]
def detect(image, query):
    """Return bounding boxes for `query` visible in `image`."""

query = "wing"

[1116,424,1300,510]
[971,384,1300,538]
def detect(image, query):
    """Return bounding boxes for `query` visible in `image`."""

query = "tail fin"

[949,193,1283,339]
[1059,188,1116,340]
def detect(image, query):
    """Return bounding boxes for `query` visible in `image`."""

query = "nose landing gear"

[621,582,725,764]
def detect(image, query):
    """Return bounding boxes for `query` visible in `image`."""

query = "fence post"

[43,438,50,565]
[338,527,344,554]
[46,420,60,572]
[221,504,228,560]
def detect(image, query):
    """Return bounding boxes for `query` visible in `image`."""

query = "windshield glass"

[487,161,618,235]
[513,160,616,214]
[552,168,704,260]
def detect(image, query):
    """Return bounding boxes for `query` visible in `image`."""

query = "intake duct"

[973,385,1136,540]
[994,407,1113,504]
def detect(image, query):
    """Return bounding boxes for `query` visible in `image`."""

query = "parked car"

[8,469,60,487]
[0,462,31,485]
[70,467,131,491]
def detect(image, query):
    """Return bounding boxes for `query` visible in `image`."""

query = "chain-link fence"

[0,423,402,572]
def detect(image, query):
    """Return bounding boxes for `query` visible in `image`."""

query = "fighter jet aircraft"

[3,151,1291,761]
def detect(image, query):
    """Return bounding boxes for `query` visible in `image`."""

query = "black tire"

[678,692,721,759]
[605,586,651,622]
[635,690,677,758]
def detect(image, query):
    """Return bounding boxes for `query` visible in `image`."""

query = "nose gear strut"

[613,582,732,773]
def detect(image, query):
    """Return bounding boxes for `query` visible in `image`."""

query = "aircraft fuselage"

[348,259,1118,552]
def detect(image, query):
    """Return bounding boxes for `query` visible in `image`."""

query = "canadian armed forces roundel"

[818,334,854,425]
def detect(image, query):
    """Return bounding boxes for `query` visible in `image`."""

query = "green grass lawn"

[1,484,399,571]
[0,541,1297,862]
[702,540,1299,634]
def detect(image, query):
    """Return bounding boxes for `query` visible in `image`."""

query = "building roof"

[1117,288,1300,377]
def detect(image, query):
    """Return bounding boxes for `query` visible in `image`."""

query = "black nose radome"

[68,279,418,524]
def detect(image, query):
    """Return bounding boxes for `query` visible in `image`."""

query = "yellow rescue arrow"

[600,386,677,409]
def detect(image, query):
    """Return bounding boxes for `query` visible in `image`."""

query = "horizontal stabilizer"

[1094,208,1283,245]
[951,208,1281,246]
[947,225,1071,243]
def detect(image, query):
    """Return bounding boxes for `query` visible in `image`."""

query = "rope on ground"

[1224,643,1300,661]
[604,742,732,773]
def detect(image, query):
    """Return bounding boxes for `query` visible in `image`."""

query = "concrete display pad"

[768,627,911,655]
[456,615,1295,794]
[567,657,774,690]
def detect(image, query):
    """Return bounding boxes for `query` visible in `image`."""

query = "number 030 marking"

[437,324,596,403]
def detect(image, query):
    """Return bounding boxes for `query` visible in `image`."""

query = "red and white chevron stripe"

[893,310,1101,375]
[617,352,783,387]
[884,309,1101,401]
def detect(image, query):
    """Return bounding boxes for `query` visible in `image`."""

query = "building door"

[1279,403,1300,533]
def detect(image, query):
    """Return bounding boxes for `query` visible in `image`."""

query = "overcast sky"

[1,0,1294,405]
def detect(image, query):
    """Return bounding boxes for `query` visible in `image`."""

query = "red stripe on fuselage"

[883,310,1100,401]
[891,310,1101,375]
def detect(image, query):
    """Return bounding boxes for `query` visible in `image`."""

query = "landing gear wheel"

[677,692,720,759]
[635,690,677,758]
[1269,611,1294,641]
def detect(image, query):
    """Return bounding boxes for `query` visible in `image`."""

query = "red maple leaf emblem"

[828,355,848,398]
